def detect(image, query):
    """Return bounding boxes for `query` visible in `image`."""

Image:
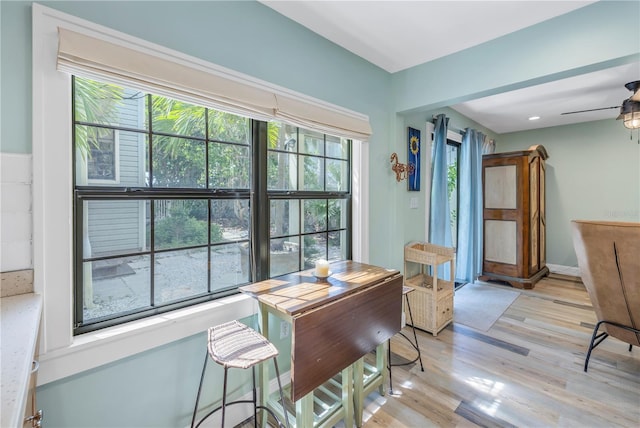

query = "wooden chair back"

[571,220,640,346]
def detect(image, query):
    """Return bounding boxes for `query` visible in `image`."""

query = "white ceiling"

[260,0,639,134]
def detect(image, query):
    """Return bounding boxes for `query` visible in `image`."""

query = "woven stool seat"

[208,320,279,369]
[192,320,289,428]
[402,286,414,295]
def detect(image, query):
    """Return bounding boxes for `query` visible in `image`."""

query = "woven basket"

[403,242,455,336]
[405,242,455,265]
[404,274,453,334]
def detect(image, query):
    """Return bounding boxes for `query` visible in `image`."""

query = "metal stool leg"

[252,366,258,428]
[221,367,229,428]
[388,289,425,394]
[191,349,209,428]
[405,294,424,372]
[387,339,394,394]
[272,356,290,428]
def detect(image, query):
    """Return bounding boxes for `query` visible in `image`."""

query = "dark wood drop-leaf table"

[239,260,403,427]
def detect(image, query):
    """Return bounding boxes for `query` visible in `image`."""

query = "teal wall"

[498,119,640,267]
[0,0,32,154]
[1,0,639,426]
[38,332,211,427]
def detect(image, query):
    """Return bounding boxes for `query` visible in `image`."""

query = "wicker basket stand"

[403,242,456,336]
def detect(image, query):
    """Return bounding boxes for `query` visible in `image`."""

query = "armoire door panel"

[484,220,517,265]
[485,165,518,209]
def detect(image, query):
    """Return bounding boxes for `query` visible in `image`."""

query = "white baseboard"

[547,264,580,278]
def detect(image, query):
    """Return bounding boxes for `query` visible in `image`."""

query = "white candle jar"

[315,259,330,277]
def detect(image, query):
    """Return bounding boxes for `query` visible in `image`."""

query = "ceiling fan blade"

[626,80,640,101]
[561,106,620,115]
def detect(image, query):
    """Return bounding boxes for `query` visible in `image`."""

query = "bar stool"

[388,286,424,394]
[191,320,290,428]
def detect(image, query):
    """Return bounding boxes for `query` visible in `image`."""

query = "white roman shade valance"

[274,95,372,142]
[57,28,372,140]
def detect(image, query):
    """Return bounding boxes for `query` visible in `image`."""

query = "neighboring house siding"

[88,200,144,256]
[116,88,145,187]
[118,133,144,185]
[88,89,145,256]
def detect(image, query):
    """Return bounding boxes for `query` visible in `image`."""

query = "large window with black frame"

[72,76,351,334]
[266,124,351,277]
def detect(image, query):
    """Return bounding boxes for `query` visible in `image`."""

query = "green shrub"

[155,214,208,249]
[154,202,224,249]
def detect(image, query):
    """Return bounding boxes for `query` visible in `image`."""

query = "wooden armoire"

[480,145,549,289]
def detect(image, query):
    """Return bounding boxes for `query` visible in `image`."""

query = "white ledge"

[37,293,256,385]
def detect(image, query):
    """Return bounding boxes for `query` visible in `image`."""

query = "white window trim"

[32,4,368,385]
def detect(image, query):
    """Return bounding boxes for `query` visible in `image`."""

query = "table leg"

[295,392,314,427]
[342,365,354,428]
[353,358,364,427]
[377,341,388,396]
[259,306,270,427]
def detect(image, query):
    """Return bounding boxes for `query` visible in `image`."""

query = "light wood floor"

[363,274,640,427]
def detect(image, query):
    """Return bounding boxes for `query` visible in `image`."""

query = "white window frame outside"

[32,4,368,385]
[84,128,120,185]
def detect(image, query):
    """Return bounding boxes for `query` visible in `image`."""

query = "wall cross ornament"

[390,152,415,182]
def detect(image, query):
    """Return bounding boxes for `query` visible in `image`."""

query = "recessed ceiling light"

[528,116,540,121]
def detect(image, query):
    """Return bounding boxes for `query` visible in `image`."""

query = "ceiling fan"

[561,80,640,129]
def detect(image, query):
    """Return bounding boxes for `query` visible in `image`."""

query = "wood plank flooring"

[363,274,640,427]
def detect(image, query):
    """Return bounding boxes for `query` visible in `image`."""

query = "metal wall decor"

[390,152,414,182]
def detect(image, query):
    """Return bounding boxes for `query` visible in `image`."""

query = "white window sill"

[37,293,256,386]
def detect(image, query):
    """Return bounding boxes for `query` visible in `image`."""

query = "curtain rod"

[430,115,465,135]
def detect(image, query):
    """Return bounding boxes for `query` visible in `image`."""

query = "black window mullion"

[298,198,304,271]
[147,94,154,188]
[347,140,353,259]
[296,128,301,190]
[325,197,330,258]
[253,121,270,281]
[205,109,212,293]
[71,77,84,328]
[147,96,155,307]
[149,199,155,307]
[74,195,85,328]
[324,135,327,192]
